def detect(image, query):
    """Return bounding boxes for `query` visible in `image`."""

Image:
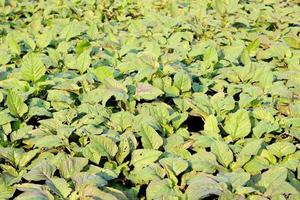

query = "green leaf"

[244,156,269,174]
[284,37,300,49]
[189,149,218,173]
[18,149,40,168]
[267,142,296,158]
[252,108,274,122]
[173,72,191,93]
[131,149,162,169]
[185,174,223,199]
[91,66,114,82]
[101,78,128,105]
[217,171,250,189]
[128,164,162,184]
[138,124,163,149]
[80,186,119,200]
[46,177,72,198]
[90,135,118,159]
[59,157,88,179]
[203,46,218,63]
[82,144,101,164]
[34,135,63,149]
[109,111,134,132]
[36,30,53,48]
[0,48,11,65]
[0,177,15,199]
[203,114,220,138]
[246,39,261,57]
[211,141,233,167]
[116,137,130,164]
[159,157,188,175]
[239,139,264,156]
[60,21,83,41]
[215,0,226,15]
[257,167,287,189]
[76,49,91,74]
[6,90,28,117]
[0,109,15,125]
[15,191,53,200]
[24,162,56,181]
[224,109,251,139]
[21,53,46,82]
[134,82,163,100]
[264,181,298,197]
[146,179,173,199]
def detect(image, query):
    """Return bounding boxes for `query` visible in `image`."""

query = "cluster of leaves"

[0,0,300,199]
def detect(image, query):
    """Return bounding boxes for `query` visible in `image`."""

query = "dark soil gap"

[185,115,204,132]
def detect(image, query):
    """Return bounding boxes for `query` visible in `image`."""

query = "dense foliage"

[0,0,300,199]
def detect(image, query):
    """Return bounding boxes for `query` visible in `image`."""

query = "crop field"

[0,0,300,199]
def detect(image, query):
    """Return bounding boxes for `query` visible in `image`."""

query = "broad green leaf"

[171,113,189,129]
[215,0,226,15]
[0,177,15,199]
[6,90,28,117]
[109,111,134,132]
[128,165,162,184]
[211,141,233,167]
[224,109,251,139]
[34,135,63,149]
[21,53,45,82]
[18,149,40,168]
[76,40,91,55]
[267,142,296,158]
[90,135,118,158]
[244,156,269,174]
[76,50,91,74]
[138,124,163,149]
[159,157,188,175]
[284,37,300,49]
[131,149,162,169]
[239,139,264,156]
[185,174,223,200]
[116,137,130,164]
[134,82,163,100]
[189,149,218,173]
[217,171,250,189]
[164,85,180,97]
[252,108,274,122]
[82,144,101,164]
[81,186,120,200]
[59,157,88,179]
[72,172,107,188]
[36,30,53,48]
[92,66,114,82]
[0,48,11,65]
[24,162,56,181]
[203,46,218,63]
[15,191,53,200]
[60,21,83,41]
[264,181,298,197]
[203,114,220,138]
[246,39,260,57]
[257,167,287,189]
[46,177,72,198]
[7,35,20,55]
[101,78,128,105]
[0,109,15,125]
[146,179,173,200]
[173,72,191,93]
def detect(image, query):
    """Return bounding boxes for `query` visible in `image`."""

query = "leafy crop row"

[0,0,300,199]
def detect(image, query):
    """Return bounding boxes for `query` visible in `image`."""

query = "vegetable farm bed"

[0,0,300,199]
